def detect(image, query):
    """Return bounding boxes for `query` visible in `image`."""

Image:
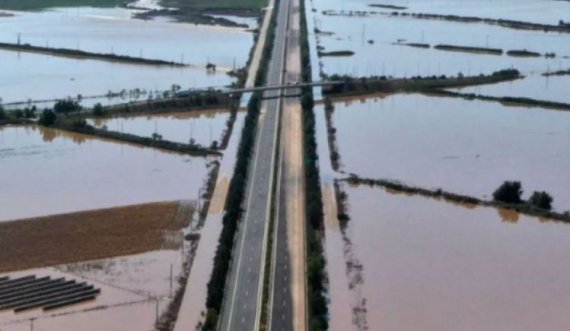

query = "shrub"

[38,109,57,126]
[493,181,523,204]
[54,99,81,114]
[92,103,105,117]
[528,191,553,210]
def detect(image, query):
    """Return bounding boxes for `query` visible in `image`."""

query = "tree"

[24,106,37,119]
[53,99,81,115]
[0,104,6,120]
[493,181,523,204]
[38,109,57,126]
[529,191,553,210]
[92,103,105,117]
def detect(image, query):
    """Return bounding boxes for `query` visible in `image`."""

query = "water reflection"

[498,208,520,223]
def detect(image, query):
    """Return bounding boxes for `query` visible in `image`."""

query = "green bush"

[38,109,57,126]
[0,105,6,120]
[54,99,82,114]
[529,191,553,210]
[493,181,523,204]
[92,103,106,117]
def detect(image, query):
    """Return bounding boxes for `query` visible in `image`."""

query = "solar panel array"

[0,275,100,312]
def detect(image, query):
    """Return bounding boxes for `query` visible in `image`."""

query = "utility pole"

[17,33,21,45]
[155,298,159,324]
[169,263,174,297]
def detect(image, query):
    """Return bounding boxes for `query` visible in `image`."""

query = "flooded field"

[358,0,570,25]
[327,94,570,211]
[0,125,211,222]
[0,250,185,331]
[307,0,570,78]
[0,6,255,105]
[88,109,231,147]
[0,7,254,68]
[329,184,570,331]
[0,50,230,105]
[453,73,570,104]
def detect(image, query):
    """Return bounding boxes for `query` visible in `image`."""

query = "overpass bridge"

[175,80,341,98]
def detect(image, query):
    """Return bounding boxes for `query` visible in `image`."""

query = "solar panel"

[0,275,100,312]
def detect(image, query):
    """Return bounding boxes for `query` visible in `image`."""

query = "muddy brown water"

[335,184,570,331]
[330,94,570,212]
[0,250,184,331]
[88,109,231,147]
[0,125,210,222]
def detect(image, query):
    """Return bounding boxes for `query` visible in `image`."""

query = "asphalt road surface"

[218,0,292,328]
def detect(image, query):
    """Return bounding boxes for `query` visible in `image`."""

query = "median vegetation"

[300,0,329,328]
[201,0,279,327]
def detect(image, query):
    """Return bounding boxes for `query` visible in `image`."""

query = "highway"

[218,0,292,328]
[268,0,305,328]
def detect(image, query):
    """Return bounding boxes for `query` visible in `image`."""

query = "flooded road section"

[330,94,570,211]
[331,184,570,331]
[88,109,231,147]
[0,125,210,222]
[0,250,185,331]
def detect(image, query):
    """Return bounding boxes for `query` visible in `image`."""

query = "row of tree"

[300,0,329,329]
[493,181,554,210]
[201,1,281,329]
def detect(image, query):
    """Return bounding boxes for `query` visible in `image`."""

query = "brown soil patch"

[0,201,193,273]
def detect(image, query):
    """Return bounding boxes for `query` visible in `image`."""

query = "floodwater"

[88,109,232,147]
[0,50,230,105]
[0,250,185,331]
[0,6,255,104]
[453,73,570,104]
[174,112,246,330]
[308,0,570,77]
[329,94,570,211]
[333,184,570,331]
[0,7,254,68]
[357,0,570,25]
[0,125,211,221]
